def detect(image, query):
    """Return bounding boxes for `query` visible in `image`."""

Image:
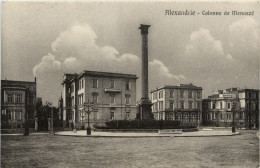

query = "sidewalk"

[1,132,50,136]
[54,130,240,137]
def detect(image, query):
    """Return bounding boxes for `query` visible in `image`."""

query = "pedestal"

[137,98,154,120]
[87,127,91,135]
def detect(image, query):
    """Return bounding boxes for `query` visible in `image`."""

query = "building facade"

[1,79,37,128]
[62,70,138,128]
[238,89,259,129]
[150,83,203,126]
[202,88,259,128]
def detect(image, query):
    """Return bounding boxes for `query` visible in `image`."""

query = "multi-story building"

[62,70,138,128]
[202,88,240,127]
[202,88,259,128]
[150,83,203,125]
[238,89,259,129]
[1,79,37,128]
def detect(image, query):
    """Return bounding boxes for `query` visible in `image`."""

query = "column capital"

[139,24,151,35]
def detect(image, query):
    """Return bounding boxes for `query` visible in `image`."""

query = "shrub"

[104,120,182,129]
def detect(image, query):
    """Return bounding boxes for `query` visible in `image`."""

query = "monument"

[136,24,154,120]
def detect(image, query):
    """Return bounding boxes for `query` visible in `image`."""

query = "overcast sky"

[2,2,259,105]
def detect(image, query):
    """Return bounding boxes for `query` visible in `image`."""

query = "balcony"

[104,88,121,93]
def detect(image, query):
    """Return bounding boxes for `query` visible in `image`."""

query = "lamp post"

[80,114,85,130]
[84,100,95,135]
[232,103,236,133]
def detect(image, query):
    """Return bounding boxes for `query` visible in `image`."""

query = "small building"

[1,79,37,128]
[62,70,138,128]
[202,88,240,127]
[202,88,259,128]
[150,83,203,126]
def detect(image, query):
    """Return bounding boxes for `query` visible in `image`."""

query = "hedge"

[102,120,184,129]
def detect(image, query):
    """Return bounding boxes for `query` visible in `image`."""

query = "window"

[79,80,81,90]
[80,110,85,121]
[170,90,174,98]
[71,84,74,93]
[220,113,222,120]
[93,94,98,104]
[93,79,98,88]
[239,113,243,120]
[125,94,130,104]
[246,92,249,98]
[256,93,259,99]
[153,92,157,100]
[189,102,192,109]
[197,102,200,110]
[159,113,162,120]
[81,79,84,89]
[228,102,231,110]
[180,101,184,109]
[180,90,184,98]
[220,101,223,109]
[188,90,192,98]
[16,110,22,120]
[71,97,74,106]
[169,101,174,110]
[125,81,130,90]
[78,95,81,105]
[158,101,163,110]
[78,94,84,105]
[153,103,158,111]
[110,80,115,88]
[159,91,163,99]
[110,112,114,119]
[197,91,201,98]
[170,113,174,120]
[110,94,115,104]
[125,112,130,120]
[8,110,12,120]
[15,94,22,103]
[2,110,6,115]
[184,113,189,121]
[213,102,216,109]
[7,94,13,103]
[176,114,181,121]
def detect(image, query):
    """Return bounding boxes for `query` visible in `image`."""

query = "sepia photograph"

[1,1,259,168]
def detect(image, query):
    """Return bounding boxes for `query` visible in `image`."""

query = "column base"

[136,98,154,120]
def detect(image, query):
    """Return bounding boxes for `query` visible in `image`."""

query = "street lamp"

[84,100,95,135]
[232,103,236,133]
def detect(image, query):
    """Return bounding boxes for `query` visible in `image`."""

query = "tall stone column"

[137,24,154,120]
[139,24,150,99]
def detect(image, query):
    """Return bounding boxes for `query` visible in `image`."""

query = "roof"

[150,83,203,93]
[78,70,138,79]
[63,70,138,84]
[238,89,260,92]
[1,79,36,84]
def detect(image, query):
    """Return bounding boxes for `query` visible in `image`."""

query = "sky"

[1,2,259,105]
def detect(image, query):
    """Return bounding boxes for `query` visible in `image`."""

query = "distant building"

[1,79,37,128]
[62,70,138,128]
[238,89,259,129]
[150,83,203,126]
[202,88,259,128]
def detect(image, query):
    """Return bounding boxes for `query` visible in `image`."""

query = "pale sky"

[2,2,259,105]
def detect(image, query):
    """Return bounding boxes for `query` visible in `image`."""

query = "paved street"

[1,130,259,168]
